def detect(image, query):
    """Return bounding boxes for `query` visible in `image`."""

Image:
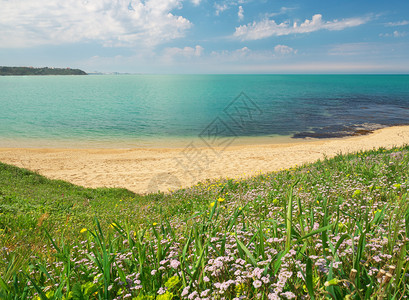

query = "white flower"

[181,286,190,297]
[253,280,262,288]
[170,259,180,269]
[261,276,270,284]
[188,291,198,300]
[268,293,280,300]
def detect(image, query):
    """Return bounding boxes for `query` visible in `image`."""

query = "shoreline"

[0,134,299,149]
[0,122,396,150]
[1,125,409,194]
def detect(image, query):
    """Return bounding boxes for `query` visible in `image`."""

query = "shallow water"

[1,74,408,148]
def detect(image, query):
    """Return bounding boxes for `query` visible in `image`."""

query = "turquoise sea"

[0,75,408,148]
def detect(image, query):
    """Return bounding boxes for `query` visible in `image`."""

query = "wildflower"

[165,276,180,289]
[261,276,270,284]
[80,228,87,233]
[253,280,262,288]
[252,267,263,279]
[217,197,225,202]
[170,259,180,269]
[153,222,158,226]
[188,291,198,299]
[268,292,280,300]
[352,190,361,198]
[151,270,157,275]
[210,202,216,208]
[110,223,117,228]
[157,291,174,300]
[324,278,340,286]
[181,286,190,297]
[235,282,245,295]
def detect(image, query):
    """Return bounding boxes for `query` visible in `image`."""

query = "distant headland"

[0,66,87,76]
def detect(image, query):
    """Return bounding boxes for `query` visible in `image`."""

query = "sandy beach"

[1,125,409,194]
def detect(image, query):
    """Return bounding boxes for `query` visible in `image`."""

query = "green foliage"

[0,66,87,76]
[1,146,409,298]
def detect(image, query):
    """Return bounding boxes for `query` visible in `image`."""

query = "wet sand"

[1,125,408,194]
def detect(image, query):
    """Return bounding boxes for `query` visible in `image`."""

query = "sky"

[1,0,409,74]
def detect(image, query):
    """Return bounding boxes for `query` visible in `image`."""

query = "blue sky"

[1,0,408,73]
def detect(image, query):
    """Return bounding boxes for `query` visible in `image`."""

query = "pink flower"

[253,280,262,288]
[170,259,180,269]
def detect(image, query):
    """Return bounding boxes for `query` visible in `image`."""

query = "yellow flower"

[217,197,225,202]
[80,228,87,233]
[153,222,158,226]
[209,202,216,208]
[352,190,361,198]
[238,207,242,210]
[110,222,117,229]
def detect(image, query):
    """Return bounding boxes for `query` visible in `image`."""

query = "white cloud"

[163,45,204,58]
[210,46,297,62]
[274,45,297,55]
[234,14,369,41]
[238,6,244,21]
[210,47,252,61]
[264,7,297,18]
[385,20,409,27]
[190,0,201,5]
[393,31,407,37]
[379,31,407,38]
[214,0,247,16]
[215,3,229,16]
[0,0,192,48]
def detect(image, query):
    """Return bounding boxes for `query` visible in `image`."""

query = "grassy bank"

[1,146,409,299]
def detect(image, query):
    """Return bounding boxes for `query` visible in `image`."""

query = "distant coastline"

[0,66,87,76]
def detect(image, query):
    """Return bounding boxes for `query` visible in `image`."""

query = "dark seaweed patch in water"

[291,96,409,139]
[292,124,386,139]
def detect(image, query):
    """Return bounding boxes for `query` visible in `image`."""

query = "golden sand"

[1,125,408,194]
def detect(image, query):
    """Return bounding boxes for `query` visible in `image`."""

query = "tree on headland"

[0,66,87,76]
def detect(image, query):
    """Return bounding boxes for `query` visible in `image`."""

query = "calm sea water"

[0,75,408,148]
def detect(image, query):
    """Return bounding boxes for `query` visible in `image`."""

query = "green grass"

[1,146,409,299]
